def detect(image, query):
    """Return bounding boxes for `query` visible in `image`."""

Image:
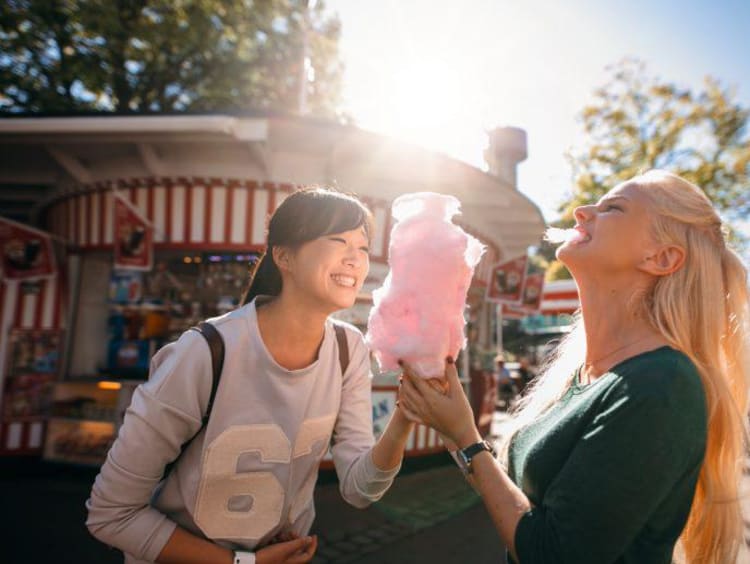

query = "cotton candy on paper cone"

[366,192,486,382]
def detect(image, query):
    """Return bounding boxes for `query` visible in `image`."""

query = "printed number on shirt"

[193,415,336,540]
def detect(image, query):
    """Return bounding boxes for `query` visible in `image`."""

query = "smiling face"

[557,182,659,278]
[279,227,371,313]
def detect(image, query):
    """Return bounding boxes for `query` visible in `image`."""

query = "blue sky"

[323,0,750,222]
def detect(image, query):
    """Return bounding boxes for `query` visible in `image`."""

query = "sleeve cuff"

[142,517,178,562]
[366,448,402,481]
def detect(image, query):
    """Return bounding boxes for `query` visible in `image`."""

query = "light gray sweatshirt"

[86,299,399,563]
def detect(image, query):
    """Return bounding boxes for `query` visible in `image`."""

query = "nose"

[342,244,364,269]
[573,204,594,224]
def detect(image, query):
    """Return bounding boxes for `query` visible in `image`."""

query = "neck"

[256,292,329,345]
[576,276,666,380]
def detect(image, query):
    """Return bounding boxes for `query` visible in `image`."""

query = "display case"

[43,380,137,466]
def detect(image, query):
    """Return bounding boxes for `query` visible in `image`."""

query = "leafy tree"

[548,58,750,279]
[0,0,345,118]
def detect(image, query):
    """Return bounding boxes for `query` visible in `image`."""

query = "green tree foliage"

[547,59,750,279]
[0,0,345,117]
[544,259,570,282]
[562,58,750,224]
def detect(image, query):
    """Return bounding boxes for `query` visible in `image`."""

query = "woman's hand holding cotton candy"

[399,359,480,448]
[366,192,485,380]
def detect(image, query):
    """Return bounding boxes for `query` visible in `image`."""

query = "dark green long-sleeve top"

[508,347,707,564]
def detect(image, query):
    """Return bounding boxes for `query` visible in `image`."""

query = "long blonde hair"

[502,170,749,563]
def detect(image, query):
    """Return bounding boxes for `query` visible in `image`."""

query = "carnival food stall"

[0,114,545,465]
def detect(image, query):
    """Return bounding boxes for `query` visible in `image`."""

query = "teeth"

[570,231,591,244]
[331,274,356,287]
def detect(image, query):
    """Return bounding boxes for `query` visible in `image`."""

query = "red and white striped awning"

[540,279,580,315]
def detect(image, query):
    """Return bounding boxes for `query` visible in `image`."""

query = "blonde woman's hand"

[399,358,481,448]
[256,535,317,564]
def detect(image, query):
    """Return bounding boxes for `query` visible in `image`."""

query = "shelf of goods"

[43,380,138,466]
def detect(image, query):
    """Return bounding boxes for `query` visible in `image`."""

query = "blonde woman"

[399,170,749,563]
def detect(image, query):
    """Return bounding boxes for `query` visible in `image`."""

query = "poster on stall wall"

[114,192,153,271]
[0,217,56,280]
[485,255,527,303]
[520,272,545,313]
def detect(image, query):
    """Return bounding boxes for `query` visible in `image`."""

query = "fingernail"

[446,356,454,364]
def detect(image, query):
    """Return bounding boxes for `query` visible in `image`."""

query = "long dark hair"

[241,187,374,305]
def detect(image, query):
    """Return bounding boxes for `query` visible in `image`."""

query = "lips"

[568,225,591,245]
[331,273,357,288]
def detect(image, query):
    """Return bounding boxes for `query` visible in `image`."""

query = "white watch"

[233,550,255,564]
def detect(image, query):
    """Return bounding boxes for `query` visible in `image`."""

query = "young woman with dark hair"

[87,188,414,564]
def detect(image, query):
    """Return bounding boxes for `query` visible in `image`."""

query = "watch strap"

[233,550,256,564]
[457,440,497,474]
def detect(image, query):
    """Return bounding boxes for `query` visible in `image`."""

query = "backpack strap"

[161,321,224,481]
[191,321,225,425]
[333,323,349,376]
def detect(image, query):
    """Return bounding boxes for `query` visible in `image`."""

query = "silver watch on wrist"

[454,439,497,475]
[233,550,255,564]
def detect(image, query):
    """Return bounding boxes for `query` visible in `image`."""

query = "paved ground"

[2,411,750,563]
[0,414,512,564]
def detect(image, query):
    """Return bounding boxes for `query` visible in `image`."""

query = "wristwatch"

[233,550,255,564]
[454,439,497,475]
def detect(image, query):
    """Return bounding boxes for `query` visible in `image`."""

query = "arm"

[371,405,414,471]
[399,359,530,560]
[402,359,707,564]
[330,330,406,507]
[86,330,214,561]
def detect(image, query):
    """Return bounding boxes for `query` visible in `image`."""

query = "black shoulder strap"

[333,323,349,375]
[161,322,224,481]
[191,321,225,425]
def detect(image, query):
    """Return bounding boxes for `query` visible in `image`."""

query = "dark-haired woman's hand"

[256,535,317,564]
[399,359,480,448]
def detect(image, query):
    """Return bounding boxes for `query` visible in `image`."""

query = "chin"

[334,297,357,311]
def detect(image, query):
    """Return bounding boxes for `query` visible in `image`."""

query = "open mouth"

[545,227,591,245]
[568,227,591,245]
[331,274,357,288]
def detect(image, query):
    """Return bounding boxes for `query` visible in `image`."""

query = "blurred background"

[0,1,748,562]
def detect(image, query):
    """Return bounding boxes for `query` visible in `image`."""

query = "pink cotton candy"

[366,192,486,379]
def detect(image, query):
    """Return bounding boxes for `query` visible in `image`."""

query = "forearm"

[156,527,235,564]
[371,407,414,471]
[456,429,530,561]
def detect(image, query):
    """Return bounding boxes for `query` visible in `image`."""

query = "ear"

[271,246,293,273]
[638,244,685,276]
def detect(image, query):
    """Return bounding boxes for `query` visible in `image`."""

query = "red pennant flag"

[486,255,528,303]
[520,272,545,312]
[0,217,56,280]
[114,193,153,271]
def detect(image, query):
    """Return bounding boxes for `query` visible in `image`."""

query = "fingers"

[427,377,449,395]
[398,402,423,424]
[398,374,425,423]
[283,536,316,563]
[399,372,423,410]
[444,357,462,395]
[401,361,430,394]
[291,535,317,563]
[271,531,299,544]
